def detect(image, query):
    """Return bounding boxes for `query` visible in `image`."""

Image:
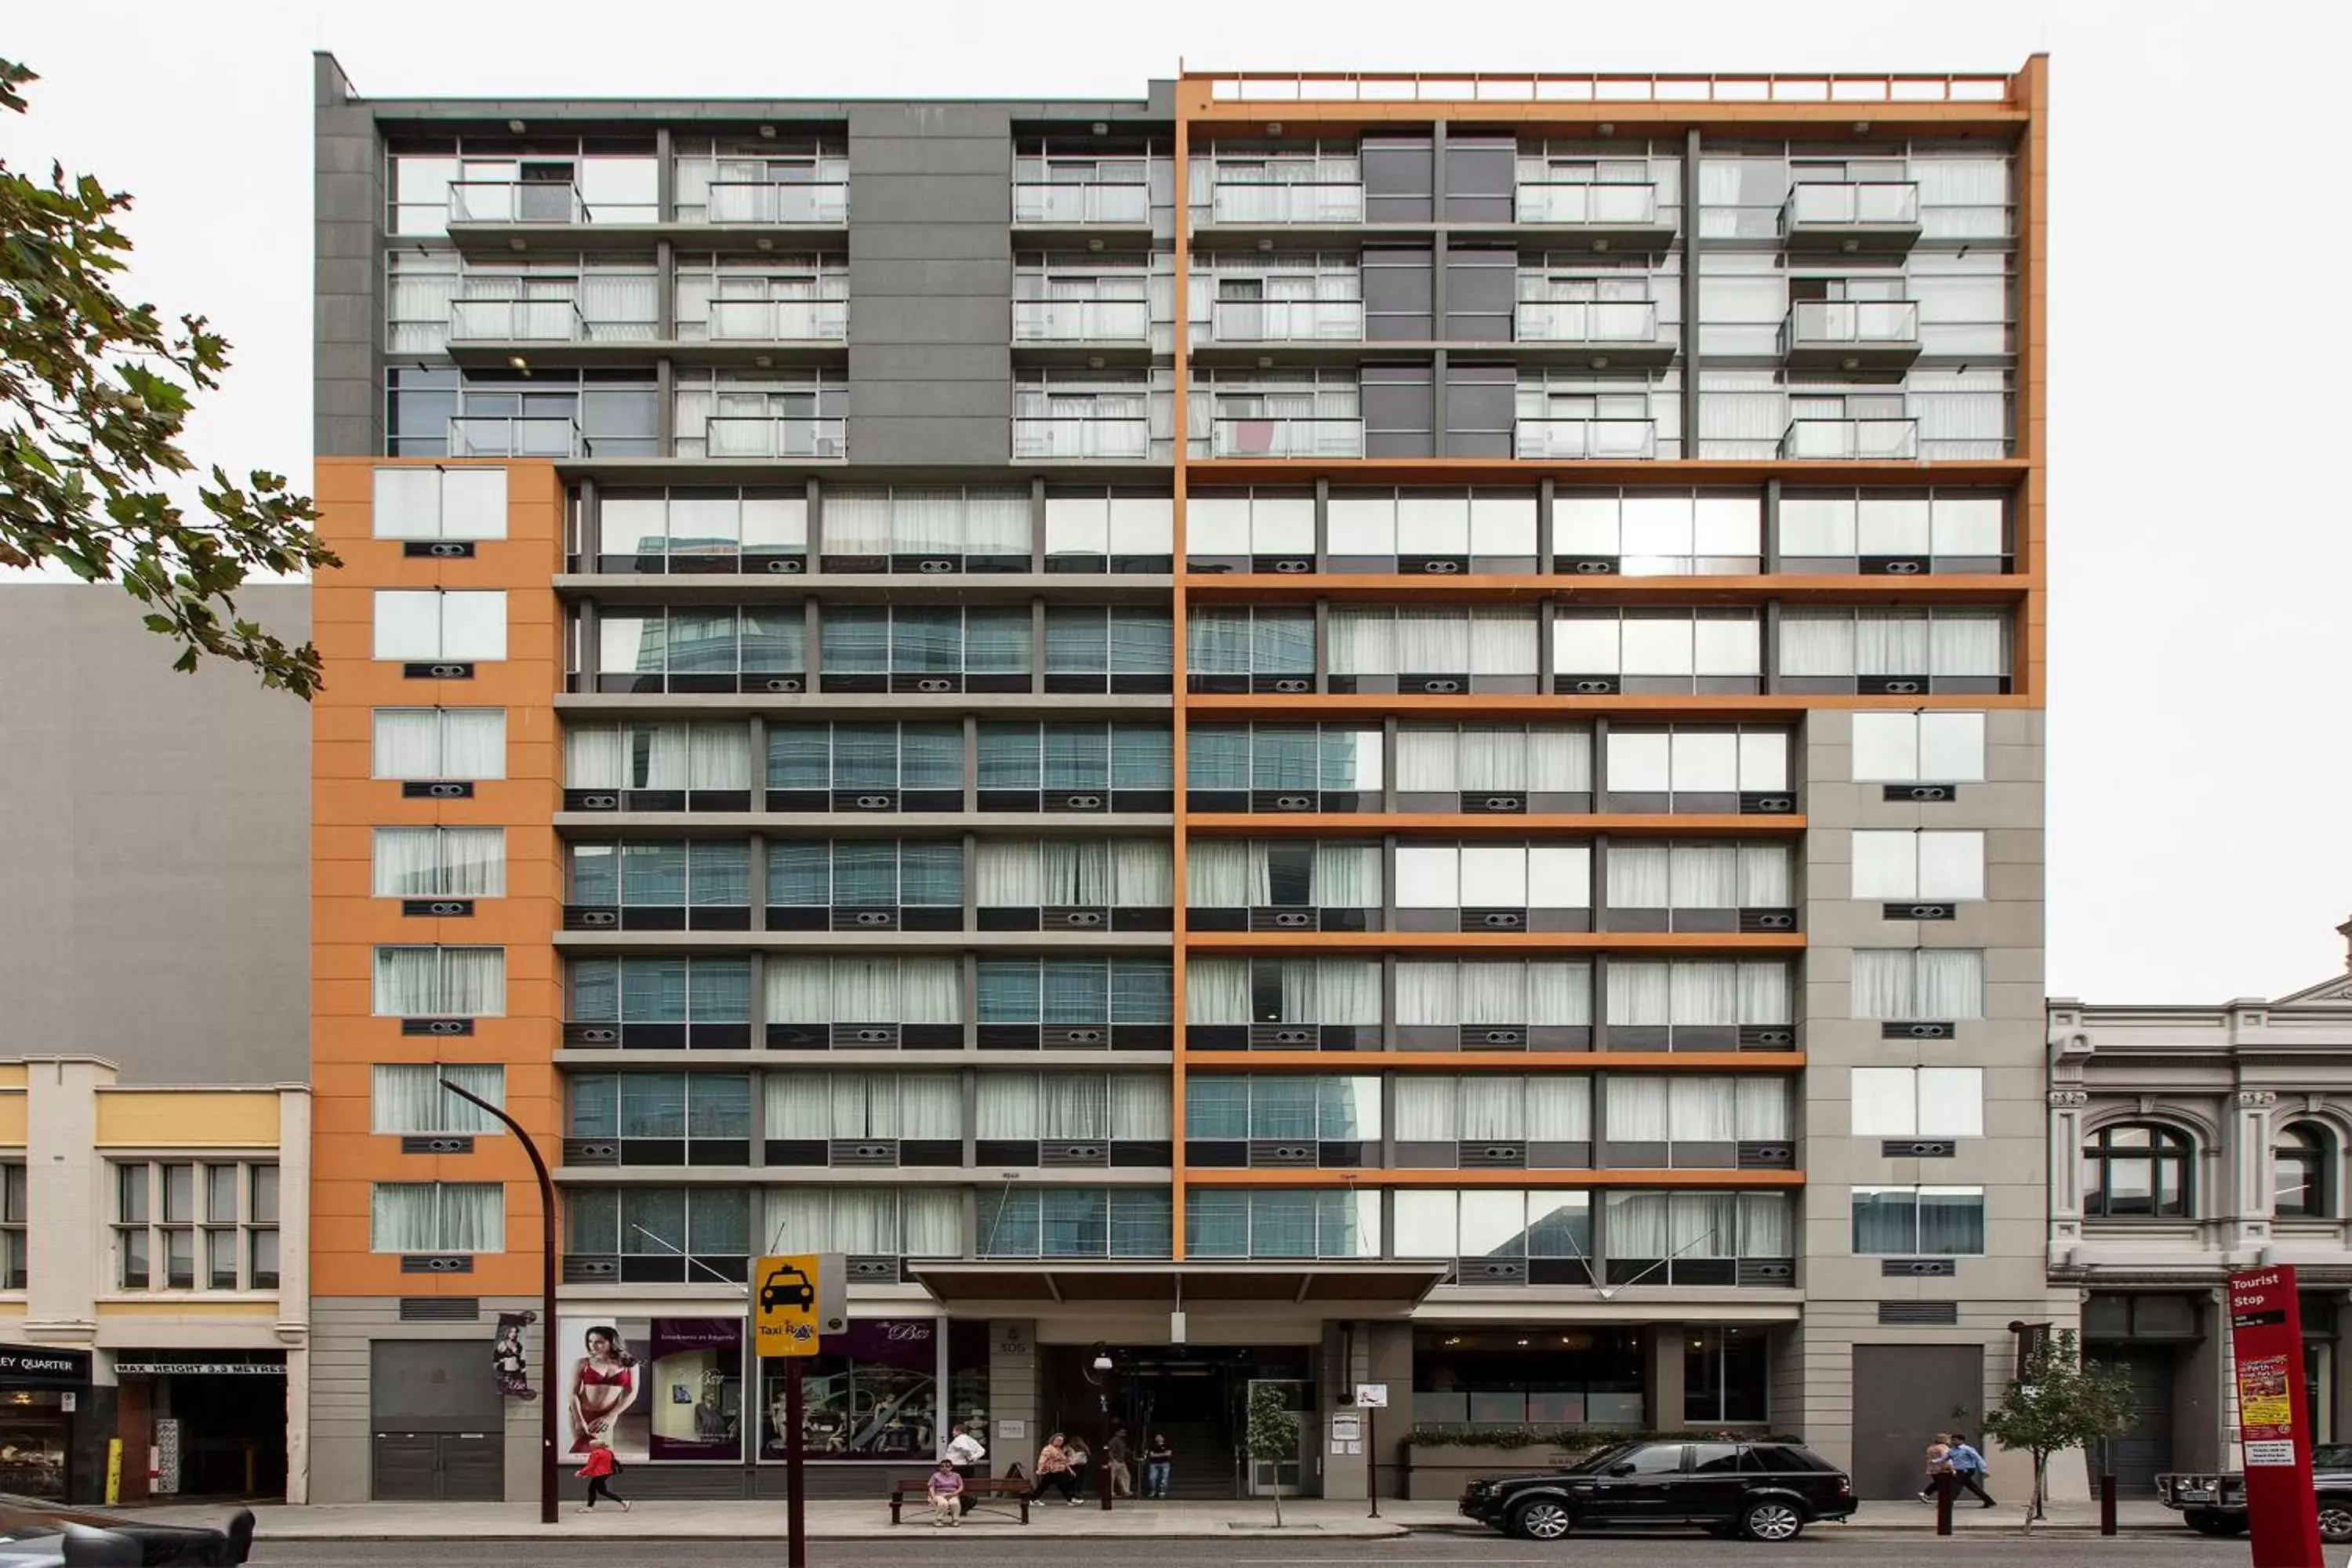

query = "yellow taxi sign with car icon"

[755,1254,822,1357]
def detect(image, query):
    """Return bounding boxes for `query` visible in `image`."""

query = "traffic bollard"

[1935,1471,1956,1535]
[2099,1472,2117,1535]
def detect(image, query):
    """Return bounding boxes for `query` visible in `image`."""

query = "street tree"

[1,57,335,695]
[1980,1327,2137,1527]
[1244,1382,1301,1528]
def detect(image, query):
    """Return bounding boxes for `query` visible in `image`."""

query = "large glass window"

[1395,844,1591,924]
[1042,486,1174,573]
[373,827,506,899]
[368,1181,503,1254]
[1396,959,1594,1036]
[1327,606,1541,691]
[566,722,754,802]
[374,590,507,662]
[1849,1067,1983,1138]
[974,1073,1172,1148]
[1187,958,1384,1026]
[373,466,507,541]
[975,957,1174,1044]
[2278,1124,2333,1219]
[1553,490,1761,574]
[764,957,963,1045]
[768,840,965,920]
[1185,608,1316,689]
[1778,488,2008,572]
[1552,608,1762,692]
[1392,1189,1595,1287]
[114,1161,279,1290]
[1185,1076,1382,1145]
[1605,843,1795,916]
[1777,609,2010,690]
[1850,830,1984,902]
[976,723,1173,807]
[594,606,804,691]
[1184,1189,1378,1258]
[372,1064,506,1135]
[1602,727,1790,808]
[1185,840,1381,917]
[1410,1326,1642,1428]
[1188,724,1386,808]
[1850,1185,1986,1255]
[973,840,1174,911]
[568,841,753,921]
[1849,950,1984,1021]
[760,1189,960,1261]
[2081,1124,2193,1219]
[1393,725,1590,806]
[1185,488,1315,571]
[569,956,752,1025]
[818,485,1031,572]
[1603,1191,1794,1283]
[372,946,506,1017]
[1043,606,1175,690]
[1604,960,1793,1043]
[768,722,962,806]
[1393,1078,1592,1147]
[1603,1077,1789,1151]
[373,709,508,782]
[764,1072,961,1156]
[1686,1327,1770,1425]
[975,1189,1171,1258]
[596,485,808,572]
[1325,488,1538,572]
[818,606,1031,690]
[1849,712,1987,783]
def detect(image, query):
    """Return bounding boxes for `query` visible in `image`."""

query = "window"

[1324,488,1538,571]
[820,486,1033,572]
[1185,488,1315,569]
[1189,958,1385,1026]
[118,1161,279,1290]
[1850,949,1984,1021]
[1552,608,1762,691]
[1,1164,24,1290]
[1395,959,1594,1031]
[371,1181,503,1254]
[1188,725,1388,806]
[1552,490,1762,574]
[1184,1189,1378,1258]
[1850,1067,1983,1138]
[372,466,507,540]
[1605,960,1793,1041]
[372,946,506,1017]
[372,1064,506,1134]
[1849,712,1986,783]
[972,840,1174,911]
[568,841,753,917]
[1392,725,1590,803]
[976,723,1174,806]
[1185,608,1316,688]
[1603,727,1790,807]
[764,1187,962,1259]
[977,1189,1172,1258]
[1185,1076,1383,1147]
[373,827,506,898]
[1044,606,1176,690]
[595,606,804,690]
[374,590,508,662]
[1850,830,1984,902]
[1777,489,2007,569]
[975,956,1174,1043]
[818,606,1031,688]
[1410,1323,1639,1425]
[1850,1185,1986,1255]
[1395,845,1592,924]
[1327,606,1541,690]
[570,956,752,1026]
[1602,1191,1794,1283]
[564,1186,750,1269]
[1186,840,1382,917]
[1393,1076,1592,1146]
[2082,1123,2193,1218]
[1605,1077,1789,1151]
[595,486,808,572]
[770,840,966,917]
[575,1074,755,1159]
[1777,609,2010,688]
[1686,1328,1770,1425]
[1604,843,1794,916]
[566,723,753,799]
[1042,486,1175,572]
[1392,1190,1593,1280]
[770,722,964,804]
[2277,1124,2332,1219]
[763,1065,960,1150]
[764,956,962,1036]
[975,1073,1171,1148]
[372,710,507,781]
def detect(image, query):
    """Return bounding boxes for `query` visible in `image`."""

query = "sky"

[2,0,2346,1003]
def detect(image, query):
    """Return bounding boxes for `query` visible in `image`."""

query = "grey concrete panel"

[852,138,1018,176]
[847,417,1010,466]
[848,223,1018,260]
[849,301,1013,347]
[0,584,311,1083]
[848,380,1012,416]
[849,345,1014,381]
[851,260,1020,297]
[315,259,377,299]
[849,103,1013,140]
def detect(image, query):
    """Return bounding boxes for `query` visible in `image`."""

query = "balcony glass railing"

[1513,419,1657,460]
[1515,300,1661,346]
[1207,182,1367,225]
[1784,299,1918,350]
[1210,416,1366,459]
[1011,416,1152,461]
[448,181,595,226]
[1014,182,1150,225]
[1780,418,1918,459]
[704,416,848,459]
[1208,299,1365,343]
[448,416,584,459]
[448,299,588,344]
[706,180,850,226]
[708,299,851,343]
[1011,299,1153,343]
[1515,183,1663,227]
[1785,181,1921,228]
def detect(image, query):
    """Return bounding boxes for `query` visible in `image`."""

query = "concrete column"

[2234,1089,2278,1250]
[283,1345,311,1505]
[989,1319,1040,1470]
[1679,129,1702,449]
[24,1057,109,1336]
[1644,1326,1686,1431]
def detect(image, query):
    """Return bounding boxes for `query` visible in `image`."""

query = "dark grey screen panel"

[1850,1344,1981,1500]
[1361,136,1433,221]
[1363,363,1434,459]
[1443,363,1515,459]
[314,54,385,457]
[1445,246,1516,342]
[369,1340,503,1430]
[1363,248,1433,342]
[847,103,1015,465]
[1444,137,1515,223]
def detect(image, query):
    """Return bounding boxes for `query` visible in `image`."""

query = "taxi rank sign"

[2227,1264,2324,1567]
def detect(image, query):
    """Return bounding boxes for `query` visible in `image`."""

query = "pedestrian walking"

[927,1457,966,1526]
[1915,1432,1955,1504]
[1030,1432,1081,1504]
[575,1436,630,1512]
[1106,1427,1133,1497]
[1143,1432,1174,1499]
[1065,1434,1091,1497]
[1947,1433,1998,1508]
[943,1420,988,1515]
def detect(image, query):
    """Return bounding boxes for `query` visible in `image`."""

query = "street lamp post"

[441,1078,560,1525]
[1084,1345,1116,1512]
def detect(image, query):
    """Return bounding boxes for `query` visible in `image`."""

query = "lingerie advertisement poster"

[560,1316,746,1463]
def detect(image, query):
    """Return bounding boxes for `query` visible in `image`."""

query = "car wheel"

[1510,1499,1574,1541]
[2319,1499,2352,1544]
[1741,1500,1805,1543]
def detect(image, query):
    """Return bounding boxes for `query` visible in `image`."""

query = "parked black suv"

[1461,1439,1857,1543]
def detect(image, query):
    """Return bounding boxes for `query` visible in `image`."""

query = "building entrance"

[1037,1345,1312,1501]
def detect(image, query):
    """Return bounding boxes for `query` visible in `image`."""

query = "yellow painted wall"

[95,1091,281,1149]
[0,1064,26,1088]
[96,1299,282,1318]
[0,1092,24,1148]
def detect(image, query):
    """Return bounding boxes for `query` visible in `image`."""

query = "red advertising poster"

[2227,1265,2323,1567]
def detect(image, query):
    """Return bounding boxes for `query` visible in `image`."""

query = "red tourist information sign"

[2227,1265,2323,1567]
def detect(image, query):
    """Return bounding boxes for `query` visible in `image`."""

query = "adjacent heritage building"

[0,585,314,1505]
[2049,923,2352,1494]
[309,53,2055,1503]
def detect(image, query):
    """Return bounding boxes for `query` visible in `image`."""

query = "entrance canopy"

[908,1259,1448,1309]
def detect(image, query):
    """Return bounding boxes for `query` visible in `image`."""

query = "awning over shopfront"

[907,1259,1450,1311]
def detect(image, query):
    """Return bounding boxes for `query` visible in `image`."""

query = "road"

[245,1534,2255,1568]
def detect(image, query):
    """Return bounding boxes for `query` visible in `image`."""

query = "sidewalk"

[122,1495,2186,1540]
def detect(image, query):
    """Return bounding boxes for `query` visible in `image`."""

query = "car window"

[1565,1443,1639,1474]
[1624,1444,1686,1475]
[2315,1445,2352,1470]
[1691,1443,1742,1474]
[1741,1444,1823,1473]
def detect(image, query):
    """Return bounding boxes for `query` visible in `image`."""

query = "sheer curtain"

[1185,840,1260,906]
[977,843,1044,906]
[1607,1079,1669,1141]
[1918,1189,1986,1254]
[1111,1074,1171,1139]
[1668,1079,1736,1142]
[1917,949,1984,1018]
[1606,963,1671,1026]
[1396,726,1457,790]
[1459,1079,1522,1141]
[1313,844,1381,906]
[1396,960,1458,1025]
[1468,610,1537,675]
[1670,962,1738,1025]
[1668,845,1737,909]
[1850,951,1910,1018]
[1317,960,1381,1024]
[1185,960,1250,1023]
[441,949,505,1015]
[1529,961,1593,1025]
[1110,841,1173,905]
[1607,844,1671,909]
[1399,609,1471,673]
[1739,962,1792,1025]
[1740,844,1794,907]
[373,829,442,898]
[765,1073,829,1140]
[1930,612,2008,677]
[1671,1192,1733,1258]
[1528,1078,1591,1141]
[1186,610,1256,673]
[901,1075,962,1139]
[1738,1192,1793,1258]
[1776,611,1853,677]
[372,1065,504,1134]
[1606,1192,1668,1258]
[1735,1078,1788,1140]
[1458,962,1526,1025]
[1327,607,1396,674]
[1395,1079,1457,1142]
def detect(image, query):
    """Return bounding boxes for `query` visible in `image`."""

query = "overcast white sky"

[4,0,2346,1002]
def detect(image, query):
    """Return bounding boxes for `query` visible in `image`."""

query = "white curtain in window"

[1850,832,1917,899]
[825,491,893,555]
[372,829,443,898]
[371,1184,437,1252]
[1607,844,1671,908]
[1460,1079,1523,1141]
[1668,844,1737,908]
[1316,960,1381,1023]
[1395,1079,1456,1142]
[1527,1078,1591,1141]
[1740,843,1793,907]
[441,949,505,1015]
[1672,1192,1733,1257]
[766,958,829,1022]
[1856,612,1928,675]
[1528,961,1593,1025]
[1607,1079,1670,1141]
[977,1076,1040,1139]
[1396,960,1457,1025]
[1776,611,1854,677]
[1042,1075,1109,1139]
[1738,1192,1793,1257]
[1468,611,1537,674]
[904,1189,961,1256]
[1669,1079,1736,1142]
[1529,728,1592,792]
[1606,962,1671,1026]
[1918,712,1986,780]
[1739,962,1792,1025]
[977,843,1044,905]
[1185,841,1264,906]
[1111,841,1174,905]
[372,1065,503,1134]
[1606,1192,1668,1257]
[833,960,902,1020]
[1608,731,1674,793]
[766,1074,831,1140]
[1917,949,1984,1018]
[901,1075,962,1139]
[1735,1078,1788,1140]
[1185,960,1250,1024]
[1396,726,1457,790]
[1670,962,1739,1025]
[374,710,448,779]
[1451,727,1521,791]
[1918,832,1985,901]
[1930,613,2008,676]
[1111,1074,1171,1139]
[1457,962,1526,1026]
[1327,608,1396,674]
[1851,951,1911,1019]
[691,724,753,789]
[1313,844,1381,906]
[1399,609,1473,673]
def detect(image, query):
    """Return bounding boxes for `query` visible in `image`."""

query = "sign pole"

[752,1252,825,1568]
[2227,1263,2325,1568]
[786,1366,807,1568]
[1366,1402,1378,1519]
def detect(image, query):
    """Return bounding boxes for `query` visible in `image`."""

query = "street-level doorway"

[1038,1345,1312,1501]
[368,1341,503,1501]
[114,1352,289,1501]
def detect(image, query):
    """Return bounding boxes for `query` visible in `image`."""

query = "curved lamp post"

[1081,1343,1116,1511]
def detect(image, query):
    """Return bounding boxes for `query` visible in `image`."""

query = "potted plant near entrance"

[1244,1383,1301,1527]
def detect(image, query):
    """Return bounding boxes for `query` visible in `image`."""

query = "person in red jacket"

[576,1436,630,1512]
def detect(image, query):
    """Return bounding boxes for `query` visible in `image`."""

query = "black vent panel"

[1881,1258,1958,1279]
[1878,1301,1959,1326]
[398,1298,481,1322]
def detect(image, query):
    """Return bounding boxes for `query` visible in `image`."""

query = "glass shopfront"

[760,1317,938,1461]
[1414,1327,1645,1428]
[0,1345,93,1501]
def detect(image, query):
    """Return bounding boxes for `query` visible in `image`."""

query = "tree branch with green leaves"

[0,56,335,696]
[1980,1327,2137,1528]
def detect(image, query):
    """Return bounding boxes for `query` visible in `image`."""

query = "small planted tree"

[1244,1383,1301,1527]
[1980,1328,2136,1528]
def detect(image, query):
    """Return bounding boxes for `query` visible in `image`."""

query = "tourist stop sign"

[2227,1264,2324,1568]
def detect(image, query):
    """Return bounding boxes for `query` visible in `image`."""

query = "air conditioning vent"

[562,1138,621,1165]
[1879,1301,1959,1326]
[829,1139,900,1167]
[402,540,477,560]
[1881,1138,1957,1160]
[1884,782,1959,804]
[1738,907,1798,933]
[1041,1025,1110,1047]
[1041,1142,1109,1167]
[843,1254,902,1284]
[1860,675,1927,695]
[1047,793,1107,812]
[402,898,476,919]
[1464,793,1525,815]
[1737,1142,1795,1168]
[1564,675,1622,695]
[563,1256,620,1284]
[1266,557,1313,575]
[833,908,899,931]
[1454,1256,1530,1284]
[1882,1258,1958,1279]
[1458,1142,1526,1169]
[1559,557,1620,575]
[1468,1026,1526,1048]
[1046,906,1109,929]
[760,676,805,693]
[400,1254,475,1274]
[831,1023,902,1047]
[1881,1019,1955,1040]
[564,906,622,931]
[1737,1259,1796,1287]
[1882,902,1957,921]
[1740,792,1798,815]
[401,1135,476,1156]
[403,781,476,800]
[1252,909,1316,931]
[1248,1025,1318,1050]
[401,1018,476,1038]
[1737,1025,1797,1051]
[1861,557,1927,576]
[563,1022,622,1047]
[1247,1140,1316,1167]
[764,557,806,574]
[564,789,622,811]
[398,1298,481,1322]
[402,662,475,681]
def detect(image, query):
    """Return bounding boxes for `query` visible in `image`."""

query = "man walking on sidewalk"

[1947,1433,1997,1508]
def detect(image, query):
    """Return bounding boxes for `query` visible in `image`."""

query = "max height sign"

[2227,1264,2324,1567]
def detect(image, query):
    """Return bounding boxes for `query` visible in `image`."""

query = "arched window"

[2275,1123,2332,1219]
[2081,1123,2193,1218]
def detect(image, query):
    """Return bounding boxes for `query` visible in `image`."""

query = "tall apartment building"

[310,52,2059,1505]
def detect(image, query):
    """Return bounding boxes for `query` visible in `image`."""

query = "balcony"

[1783,181,1922,252]
[1011,299,1154,357]
[448,180,593,227]
[704,180,850,227]
[1207,299,1365,344]
[1013,182,1152,249]
[1513,182,1679,250]
[1780,417,1918,460]
[707,298,851,344]
[1012,414,1153,463]
[1781,299,1921,369]
[1514,300,1675,367]
[1204,181,1367,228]
[449,298,588,346]
[1513,418,1658,461]
[448,416,585,459]
[703,416,848,460]
[1209,416,1365,459]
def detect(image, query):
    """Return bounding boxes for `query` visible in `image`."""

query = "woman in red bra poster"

[568,1325,641,1456]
